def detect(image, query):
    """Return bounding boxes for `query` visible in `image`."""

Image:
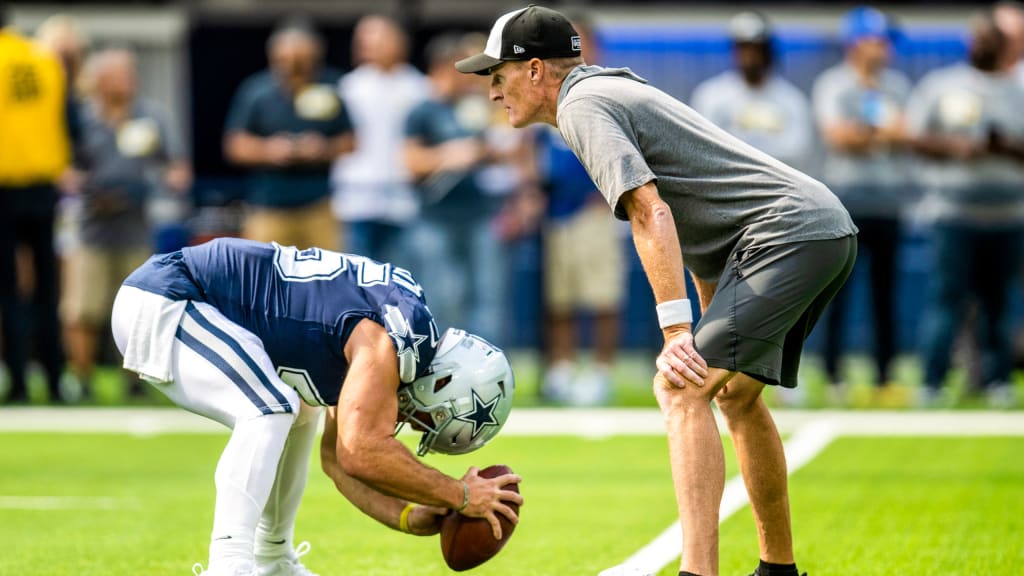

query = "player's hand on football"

[657,328,708,389]
[405,504,449,536]
[459,466,523,540]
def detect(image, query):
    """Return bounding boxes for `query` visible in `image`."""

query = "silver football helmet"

[395,328,514,456]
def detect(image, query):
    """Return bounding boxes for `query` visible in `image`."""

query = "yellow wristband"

[399,503,417,533]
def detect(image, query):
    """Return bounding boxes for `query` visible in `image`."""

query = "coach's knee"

[653,368,733,416]
[714,374,765,419]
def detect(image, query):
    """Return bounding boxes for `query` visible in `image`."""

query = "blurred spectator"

[331,15,427,264]
[403,33,505,343]
[995,1,1024,85]
[0,17,70,403]
[224,18,354,250]
[908,11,1024,408]
[691,11,815,172]
[812,6,912,402]
[34,14,87,147]
[61,49,191,401]
[34,15,89,258]
[525,16,624,406]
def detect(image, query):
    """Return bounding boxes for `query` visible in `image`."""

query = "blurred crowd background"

[2,0,1023,410]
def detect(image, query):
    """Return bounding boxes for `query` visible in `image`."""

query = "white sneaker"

[256,541,319,576]
[987,383,1018,409]
[569,366,612,406]
[541,361,574,404]
[191,562,256,576]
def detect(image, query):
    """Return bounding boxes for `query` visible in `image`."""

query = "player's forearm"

[337,433,465,511]
[320,451,408,531]
[622,182,690,332]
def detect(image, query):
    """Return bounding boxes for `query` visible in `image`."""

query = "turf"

[672,437,1024,576]
[0,432,694,575]
[2,432,1021,575]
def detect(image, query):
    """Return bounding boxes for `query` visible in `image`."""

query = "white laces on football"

[192,563,205,576]
[293,541,311,560]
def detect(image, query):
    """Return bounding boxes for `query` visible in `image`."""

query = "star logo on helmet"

[455,390,501,439]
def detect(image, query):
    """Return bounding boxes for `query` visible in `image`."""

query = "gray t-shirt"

[557,65,856,281]
[905,63,1024,224]
[811,63,911,215]
[76,98,185,248]
[691,71,815,173]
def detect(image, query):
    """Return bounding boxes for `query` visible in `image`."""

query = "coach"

[457,6,857,576]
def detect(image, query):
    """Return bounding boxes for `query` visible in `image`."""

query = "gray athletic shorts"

[694,235,857,388]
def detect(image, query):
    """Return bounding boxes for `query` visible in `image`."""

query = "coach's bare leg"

[715,374,794,565]
[655,366,735,576]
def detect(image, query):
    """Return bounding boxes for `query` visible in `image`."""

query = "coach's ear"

[528,58,544,84]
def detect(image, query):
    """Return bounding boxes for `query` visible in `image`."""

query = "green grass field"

[1,424,1022,576]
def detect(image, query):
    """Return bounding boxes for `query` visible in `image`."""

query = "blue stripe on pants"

[184,302,294,414]
[175,324,273,415]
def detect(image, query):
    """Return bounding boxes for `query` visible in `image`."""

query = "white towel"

[116,286,188,383]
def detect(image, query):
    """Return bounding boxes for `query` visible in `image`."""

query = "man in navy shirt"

[112,238,520,576]
[224,19,354,252]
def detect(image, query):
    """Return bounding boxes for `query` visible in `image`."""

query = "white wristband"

[656,299,693,329]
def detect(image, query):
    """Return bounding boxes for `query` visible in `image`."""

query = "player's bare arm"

[620,181,708,389]
[331,318,522,539]
[320,406,448,536]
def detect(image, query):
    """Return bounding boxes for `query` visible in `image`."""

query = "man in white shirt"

[331,15,428,265]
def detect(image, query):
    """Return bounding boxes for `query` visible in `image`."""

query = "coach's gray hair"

[544,56,585,80]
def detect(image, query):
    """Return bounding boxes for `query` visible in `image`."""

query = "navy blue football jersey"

[123,238,439,405]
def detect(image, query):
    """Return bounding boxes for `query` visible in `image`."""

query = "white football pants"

[112,287,322,567]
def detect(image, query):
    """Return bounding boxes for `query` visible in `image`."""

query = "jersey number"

[273,244,423,297]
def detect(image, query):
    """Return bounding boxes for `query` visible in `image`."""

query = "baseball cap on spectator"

[841,6,901,47]
[455,5,581,75]
[729,11,773,44]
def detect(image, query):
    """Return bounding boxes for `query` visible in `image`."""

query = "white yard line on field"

[1,407,1023,436]
[611,419,841,576]
[0,495,138,510]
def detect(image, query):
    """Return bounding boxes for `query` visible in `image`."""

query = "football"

[440,464,520,571]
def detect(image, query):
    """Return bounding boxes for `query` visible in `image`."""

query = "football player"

[111,237,521,576]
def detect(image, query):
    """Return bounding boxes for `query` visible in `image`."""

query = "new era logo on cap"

[455,5,582,75]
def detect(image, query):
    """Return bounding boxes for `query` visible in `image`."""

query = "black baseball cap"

[455,5,581,75]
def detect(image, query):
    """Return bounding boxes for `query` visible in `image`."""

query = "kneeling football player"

[111,237,522,576]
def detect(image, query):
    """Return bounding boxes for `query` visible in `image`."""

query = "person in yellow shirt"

[0,18,71,404]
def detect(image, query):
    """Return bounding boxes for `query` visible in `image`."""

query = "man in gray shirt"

[811,6,912,400]
[457,6,856,576]
[907,11,1024,407]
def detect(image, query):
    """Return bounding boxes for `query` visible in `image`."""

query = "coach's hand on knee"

[656,328,708,389]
